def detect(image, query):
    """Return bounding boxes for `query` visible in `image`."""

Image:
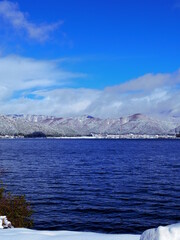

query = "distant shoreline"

[0,134,179,139]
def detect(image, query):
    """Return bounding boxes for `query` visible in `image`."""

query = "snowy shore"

[0,229,140,240]
[1,134,179,139]
[0,223,180,240]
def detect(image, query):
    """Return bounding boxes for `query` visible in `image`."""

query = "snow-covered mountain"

[0,113,179,137]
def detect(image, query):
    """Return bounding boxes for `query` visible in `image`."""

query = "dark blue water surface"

[0,139,179,234]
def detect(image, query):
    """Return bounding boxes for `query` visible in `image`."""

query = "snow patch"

[0,216,13,229]
[140,223,180,240]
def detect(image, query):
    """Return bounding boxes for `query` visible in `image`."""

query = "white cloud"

[106,71,180,93]
[0,54,84,100]
[0,54,180,118]
[0,1,62,42]
[2,88,101,116]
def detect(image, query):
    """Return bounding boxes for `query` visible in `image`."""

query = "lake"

[0,139,179,234]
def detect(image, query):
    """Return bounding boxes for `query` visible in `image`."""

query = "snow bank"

[0,229,140,240]
[0,223,180,240]
[140,223,180,240]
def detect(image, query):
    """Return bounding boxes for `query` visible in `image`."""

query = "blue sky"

[0,0,180,117]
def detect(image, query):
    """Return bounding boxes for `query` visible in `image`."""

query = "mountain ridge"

[0,113,180,137]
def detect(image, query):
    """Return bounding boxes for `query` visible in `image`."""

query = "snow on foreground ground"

[0,223,180,240]
[0,229,140,240]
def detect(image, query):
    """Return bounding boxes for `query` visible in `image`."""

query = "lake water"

[0,139,179,234]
